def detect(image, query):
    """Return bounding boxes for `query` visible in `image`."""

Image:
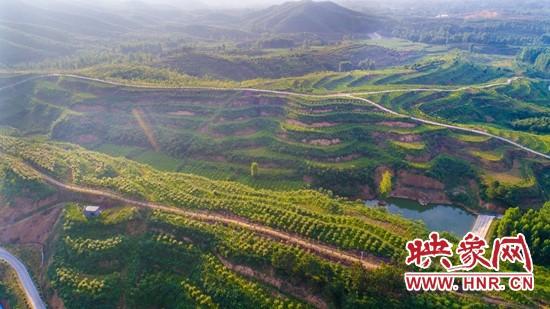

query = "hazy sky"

[28,0,549,11]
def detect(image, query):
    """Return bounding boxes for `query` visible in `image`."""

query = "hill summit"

[247,0,382,34]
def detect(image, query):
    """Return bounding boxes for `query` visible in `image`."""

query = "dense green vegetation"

[1,1,550,308]
[497,202,550,265]
[364,78,550,155]
[0,263,29,309]
[0,135,424,260]
[0,74,546,208]
[492,203,550,306]
[392,18,550,52]
[47,203,493,308]
[0,168,55,203]
[518,47,550,77]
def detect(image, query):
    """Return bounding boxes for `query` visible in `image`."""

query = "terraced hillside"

[158,42,419,81]
[1,1,550,308]
[86,56,513,94]
[1,75,547,208]
[363,79,550,154]
[1,135,548,308]
[0,135,432,307]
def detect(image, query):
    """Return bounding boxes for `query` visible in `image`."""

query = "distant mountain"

[245,0,383,35]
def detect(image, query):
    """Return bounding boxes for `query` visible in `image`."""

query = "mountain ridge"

[246,0,383,35]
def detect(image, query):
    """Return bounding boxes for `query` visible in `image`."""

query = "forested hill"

[244,0,383,34]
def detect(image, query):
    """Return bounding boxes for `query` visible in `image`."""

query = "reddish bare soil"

[377,121,417,128]
[75,134,99,144]
[0,195,59,226]
[308,108,333,114]
[48,291,66,309]
[371,131,422,143]
[286,119,337,128]
[359,185,376,199]
[0,201,62,245]
[396,134,422,143]
[464,10,499,19]
[391,171,451,204]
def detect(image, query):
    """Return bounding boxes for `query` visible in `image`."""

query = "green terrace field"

[0,134,425,257]
[45,202,550,308]
[362,79,550,154]
[0,75,548,208]
[1,136,548,308]
[43,202,481,308]
[140,41,425,81]
[2,2,550,308]
[75,54,514,94]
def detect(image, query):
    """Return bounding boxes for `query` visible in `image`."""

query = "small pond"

[365,198,477,236]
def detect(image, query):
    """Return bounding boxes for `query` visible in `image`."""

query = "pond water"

[365,198,477,236]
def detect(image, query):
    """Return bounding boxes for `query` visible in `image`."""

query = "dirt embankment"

[377,121,417,128]
[0,195,63,244]
[371,131,422,143]
[167,110,195,116]
[303,138,341,146]
[286,119,337,128]
[391,171,451,204]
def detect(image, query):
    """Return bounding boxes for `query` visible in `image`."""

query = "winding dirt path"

[2,73,547,159]
[6,155,381,270]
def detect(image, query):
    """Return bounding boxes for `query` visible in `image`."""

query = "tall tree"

[379,171,392,198]
[250,162,259,178]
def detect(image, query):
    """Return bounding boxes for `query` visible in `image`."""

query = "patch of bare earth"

[325,154,360,162]
[207,155,228,162]
[405,153,432,163]
[286,119,337,128]
[391,171,451,204]
[198,124,210,134]
[377,121,417,128]
[167,110,195,116]
[464,10,499,19]
[371,132,422,143]
[307,108,333,114]
[231,128,258,136]
[303,138,341,146]
[75,134,99,144]
[396,134,422,142]
[359,185,375,199]
[217,255,328,309]
[0,195,59,226]
[0,203,62,244]
[48,291,66,309]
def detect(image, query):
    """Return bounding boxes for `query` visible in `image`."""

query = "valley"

[0,0,549,308]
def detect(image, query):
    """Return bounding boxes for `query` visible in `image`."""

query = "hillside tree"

[379,171,392,198]
[250,162,259,178]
